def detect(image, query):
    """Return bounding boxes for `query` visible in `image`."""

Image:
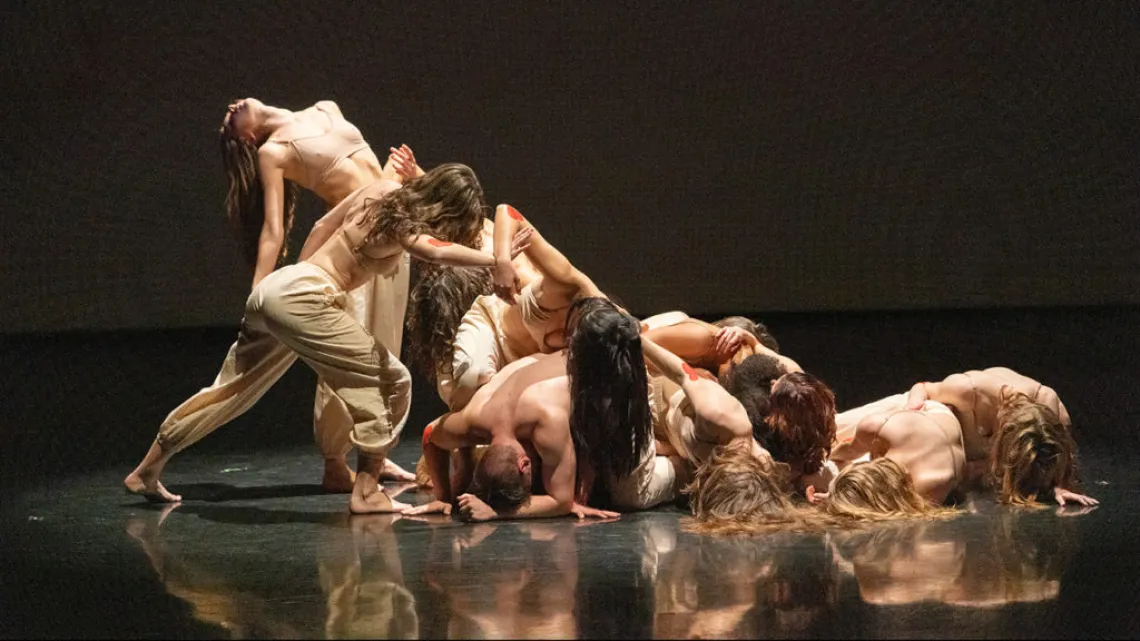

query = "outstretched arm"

[401,226,532,269]
[251,148,289,289]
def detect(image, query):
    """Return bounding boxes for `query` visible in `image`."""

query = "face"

[222,97,263,143]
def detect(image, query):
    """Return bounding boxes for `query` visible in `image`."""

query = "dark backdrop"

[2,1,1137,334]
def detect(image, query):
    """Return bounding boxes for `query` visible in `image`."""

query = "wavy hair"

[565,297,652,482]
[218,124,300,268]
[765,372,838,478]
[404,265,492,383]
[361,162,486,250]
[683,441,840,535]
[824,458,960,523]
[989,390,1078,507]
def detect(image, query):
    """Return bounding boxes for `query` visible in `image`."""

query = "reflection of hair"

[720,354,785,444]
[219,128,300,268]
[405,265,492,382]
[766,372,837,477]
[684,442,836,535]
[990,391,1077,506]
[825,458,959,522]
[565,297,651,481]
[363,163,486,250]
[714,316,780,353]
[467,444,532,515]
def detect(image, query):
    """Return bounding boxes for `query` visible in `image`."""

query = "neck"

[251,105,295,143]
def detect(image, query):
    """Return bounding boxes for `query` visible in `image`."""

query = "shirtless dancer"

[125,164,530,512]
[902,367,1095,506]
[216,96,422,489]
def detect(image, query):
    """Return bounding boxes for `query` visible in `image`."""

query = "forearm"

[450,447,475,498]
[424,441,453,502]
[493,204,524,265]
[499,494,572,520]
[905,382,929,409]
[252,233,284,289]
[406,236,497,268]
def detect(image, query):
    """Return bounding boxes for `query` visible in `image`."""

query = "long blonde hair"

[684,441,839,535]
[989,390,1078,506]
[219,127,300,268]
[825,458,960,523]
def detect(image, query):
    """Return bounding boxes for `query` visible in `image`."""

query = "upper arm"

[1036,386,1071,427]
[644,321,717,363]
[830,414,883,464]
[530,410,576,508]
[257,146,289,234]
[929,374,974,409]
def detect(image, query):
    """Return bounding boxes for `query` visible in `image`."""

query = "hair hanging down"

[990,391,1078,507]
[684,441,837,535]
[720,353,786,444]
[824,458,959,523]
[565,297,652,482]
[361,162,487,251]
[404,264,492,382]
[219,126,300,268]
[765,372,838,478]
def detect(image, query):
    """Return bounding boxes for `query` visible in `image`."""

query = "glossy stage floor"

[2,306,1138,638]
[2,441,1138,638]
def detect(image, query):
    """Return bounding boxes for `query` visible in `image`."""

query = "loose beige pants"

[156,262,411,458]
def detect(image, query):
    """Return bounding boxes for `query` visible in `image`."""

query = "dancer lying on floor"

[902,367,1095,506]
[125,164,531,513]
[218,96,423,489]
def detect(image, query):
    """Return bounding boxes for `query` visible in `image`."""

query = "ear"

[518,456,532,474]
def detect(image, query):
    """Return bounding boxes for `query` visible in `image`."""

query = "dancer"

[902,367,1095,506]
[125,164,527,513]
[220,96,423,488]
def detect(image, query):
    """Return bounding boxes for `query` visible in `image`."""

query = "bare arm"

[641,336,751,441]
[401,226,532,269]
[252,149,289,289]
[297,180,402,261]
[505,411,576,519]
[829,414,884,466]
[521,225,605,307]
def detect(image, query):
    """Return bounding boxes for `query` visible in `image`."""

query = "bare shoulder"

[315,99,344,117]
[937,373,975,402]
[257,141,291,165]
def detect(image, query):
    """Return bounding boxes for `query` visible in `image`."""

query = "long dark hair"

[361,163,486,250]
[404,264,492,382]
[565,297,652,481]
[219,127,300,268]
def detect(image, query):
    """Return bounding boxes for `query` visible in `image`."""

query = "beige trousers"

[156,262,411,458]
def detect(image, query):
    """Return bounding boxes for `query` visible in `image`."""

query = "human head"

[564,297,652,481]
[218,97,298,268]
[824,458,957,522]
[765,372,837,478]
[989,387,1077,506]
[713,315,780,353]
[683,439,849,536]
[364,162,487,251]
[466,442,533,516]
[404,265,492,383]
[719,353,786,444]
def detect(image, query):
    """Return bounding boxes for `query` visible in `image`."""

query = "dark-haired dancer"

[125,164,531,513]
[216,97,424,489]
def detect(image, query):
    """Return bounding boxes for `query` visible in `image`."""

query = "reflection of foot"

[123,471,182,503]
[322,459,356,494]
[380,459,416,483]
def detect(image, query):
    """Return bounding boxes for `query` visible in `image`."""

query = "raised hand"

[387,144,419,181]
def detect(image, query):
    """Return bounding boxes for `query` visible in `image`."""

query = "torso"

[943,368,1043,462]
[873,406,966,504]
[264,101,385,205]
[305,180,405,291]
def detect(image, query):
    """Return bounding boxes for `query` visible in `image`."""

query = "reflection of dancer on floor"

[126,164,529,513]
[217,96,424,489]
[423,522,580,639]
[902,367,1095,506]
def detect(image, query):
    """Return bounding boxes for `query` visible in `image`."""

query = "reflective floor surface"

[2,439,1138,639]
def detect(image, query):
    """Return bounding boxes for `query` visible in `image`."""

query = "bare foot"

[123,471,182,503]
[379,458,416,483]
[350,485,412,514]
[322,459,356,493]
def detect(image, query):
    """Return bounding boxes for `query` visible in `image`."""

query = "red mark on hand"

[682,363,700,381]
[427,238,452,247]
[507,205,526,222]
[422,423,435,448]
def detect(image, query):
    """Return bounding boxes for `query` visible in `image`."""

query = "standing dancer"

[125,164,530,513]
[218,96,423,489]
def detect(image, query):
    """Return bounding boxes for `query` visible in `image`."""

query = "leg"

[124,317,296,502]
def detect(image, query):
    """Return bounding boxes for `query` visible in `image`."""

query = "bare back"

[462,352,570,444]
[875,410,965,504]
[931,367,1058,461]
[306,180,405,291]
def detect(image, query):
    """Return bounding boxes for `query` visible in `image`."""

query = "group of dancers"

[123,97,1098,532]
